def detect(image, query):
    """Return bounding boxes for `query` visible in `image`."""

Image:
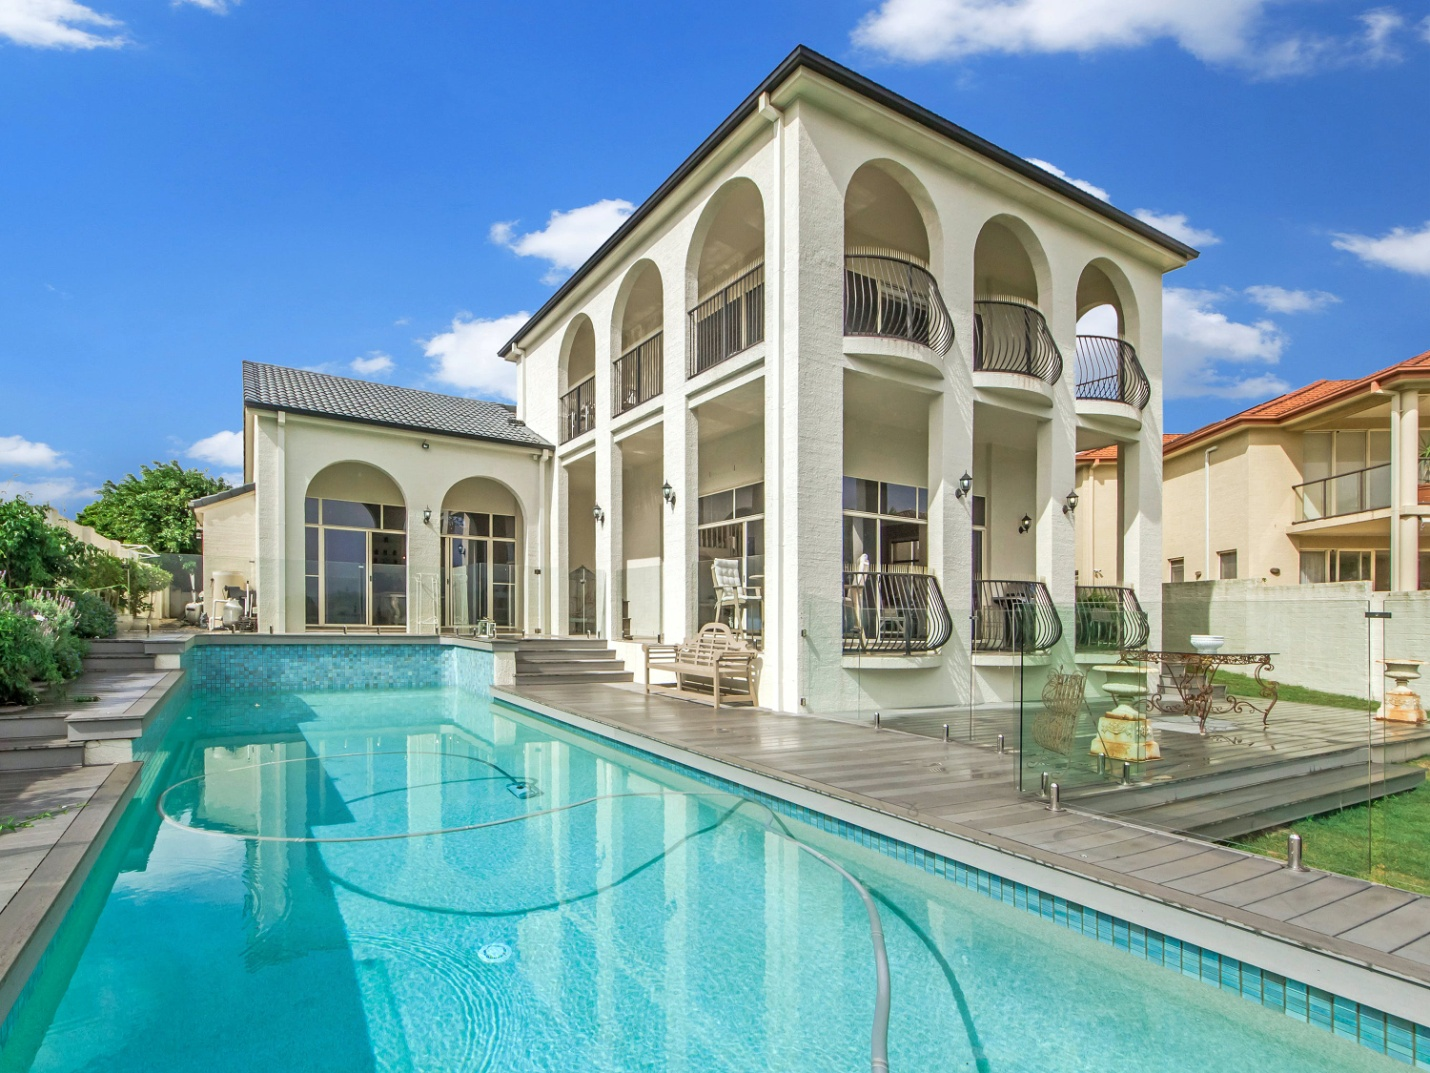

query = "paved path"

[0,767,112,914]
[506,681,1430,989]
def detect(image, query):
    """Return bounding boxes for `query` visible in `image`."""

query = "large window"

[1300,549,1389,590]
[304,497,407,627]
[842,477,927,572]
[442,511,518,630]
[697,482,764,635]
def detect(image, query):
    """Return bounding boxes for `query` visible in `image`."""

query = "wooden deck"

[503,680,1430,994]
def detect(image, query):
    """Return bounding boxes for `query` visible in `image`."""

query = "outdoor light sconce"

[422,507,432,525]
[1018,514,1032,534]
[662,481,677,509]
[955,471,973,499]
[420,441,430,450]
[593,505,606,525]
[1062,489,1080,516]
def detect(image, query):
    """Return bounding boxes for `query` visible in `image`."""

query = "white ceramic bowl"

[1189,634,1225,654]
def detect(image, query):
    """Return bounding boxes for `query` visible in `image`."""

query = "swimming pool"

[0,677,1413,1071]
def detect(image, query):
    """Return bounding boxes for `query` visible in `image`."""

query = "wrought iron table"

[1121,650,1278,735]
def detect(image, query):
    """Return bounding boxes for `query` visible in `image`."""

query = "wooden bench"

[643,623,758,709]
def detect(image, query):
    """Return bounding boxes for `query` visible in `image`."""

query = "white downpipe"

[536,448,549,635]
[759,90,786,708]
[1203,445,1218,580]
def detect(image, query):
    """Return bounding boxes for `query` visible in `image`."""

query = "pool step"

[81,639,159,675]
[0,711,70,740]
[0,738,86,772]
[514,638,633,686]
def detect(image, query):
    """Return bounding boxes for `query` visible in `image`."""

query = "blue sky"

[2,0,1428,509]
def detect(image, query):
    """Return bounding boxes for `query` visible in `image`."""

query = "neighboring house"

[1076,349,1430,592]
[202,46,1196,714]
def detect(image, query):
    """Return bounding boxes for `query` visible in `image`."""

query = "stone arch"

[972,213,1052,310]
[558,314,596,394]
[303,461,407,628]
[1075,257,1140,347]
[842,158,941,266]
[439,476,526,631]
[611,259,664,356]
[685,177,765,311]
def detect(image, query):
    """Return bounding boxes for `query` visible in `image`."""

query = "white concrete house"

[499,47,1193,713]
[205,47,1194,716]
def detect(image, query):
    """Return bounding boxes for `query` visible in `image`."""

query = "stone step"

[516,638,614,651]
[1128,763,1425,841]
[516,660,627,676]
[86,639,148,655]
[0,712,70,739]
[81,654,156,674]
[0,739,86,772]
[514,671,635,685]
[517,650,618,664]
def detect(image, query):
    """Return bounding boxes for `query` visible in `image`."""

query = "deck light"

[1018,514,1032,534]
[955,471,972,499]
[593,505,605,524]
[662,481,676,508]
[1063,489,1080,516]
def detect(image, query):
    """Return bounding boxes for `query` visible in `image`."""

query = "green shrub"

[72,591,117,639]
[0,592,87,706]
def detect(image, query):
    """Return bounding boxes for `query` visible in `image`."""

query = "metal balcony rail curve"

[972,580,1062,653]
[688,263,764,377]
[1074,585,1150,650]
[558,376,596,445]
[842,569,953,655]
[843,252,954,355]
[1073,335,1150,410]
[972,300,1063,385]
[613,331,663,416]
[1293,462,1390,522]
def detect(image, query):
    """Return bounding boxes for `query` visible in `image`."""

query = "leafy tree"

[77,461,228,554]
[0,497,82,589]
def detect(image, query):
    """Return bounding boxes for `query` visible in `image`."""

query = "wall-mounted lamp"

[1018,514,1032,534]
[955,471,973,499]
[593,505,605,525]
[420,441,430,451]
[422,507,432,525]
[661,481,677,509]
[1062,489,1080,516]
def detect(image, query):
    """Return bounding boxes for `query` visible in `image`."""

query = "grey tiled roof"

[242,362,550,449]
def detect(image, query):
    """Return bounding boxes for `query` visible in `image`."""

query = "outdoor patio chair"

[711,558,760,637]
[1033,668,1086,754]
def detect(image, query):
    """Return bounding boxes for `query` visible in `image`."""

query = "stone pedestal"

[1090,663,1161,762]
[1378,658,1426,724]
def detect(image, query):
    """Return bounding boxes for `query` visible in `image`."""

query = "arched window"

[687,179,765,375]
[613,261,663,414]
[441,477,522,632]
[304,462,407,628]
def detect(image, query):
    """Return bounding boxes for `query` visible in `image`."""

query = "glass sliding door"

[324,528,368,625]
[304,497,408,629]
[442,511,518,631]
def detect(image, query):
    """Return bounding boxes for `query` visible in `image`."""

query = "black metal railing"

[972,580,1062,652]
[1074,335,1150,410]
[1294,462,1390,521]
[613,332,662,415]
[688,263,764,376]
[558,376,596,444]
[842,570,953,655]
[1074,585,1149,650]
[972,300,1063,384]
[843,252,954,355]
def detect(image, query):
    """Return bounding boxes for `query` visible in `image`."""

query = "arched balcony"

[1074,335,1150,410]
[844,251,953,355]
[972,300,1063,384]
[687,180,765,377]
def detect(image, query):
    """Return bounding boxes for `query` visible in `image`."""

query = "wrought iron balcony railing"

[972,580,1062,652]
[842,569,953,655]
[558,376,596,444]
[688,263,764,377]
[973,301,1063,384]
[1074,335,1150,410]
[843,252,954,355]
[1074,585,1149,650]
[1294,462,1390,522]
[613,331,662,415]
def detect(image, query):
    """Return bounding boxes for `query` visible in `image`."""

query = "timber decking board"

[505,681,1430,979]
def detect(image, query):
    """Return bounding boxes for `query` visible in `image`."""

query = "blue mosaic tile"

[1264,973,1286,1013]
[1286,979,1309,1023]
[1358,1007,1386,1053]
[1413,1022,1430,1066]
[1387,1016,1415,1064]
[1241,965,1263,1004]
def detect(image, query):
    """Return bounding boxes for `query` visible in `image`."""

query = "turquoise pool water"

[0,685,1408,1072]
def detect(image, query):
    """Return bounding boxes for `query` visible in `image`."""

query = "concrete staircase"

[515,638,633,687]
[80,638,159,675]
[1070,744,1426,841]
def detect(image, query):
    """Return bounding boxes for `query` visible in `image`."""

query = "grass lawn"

[1216,669,1379,713]
[1237,760,1430,895]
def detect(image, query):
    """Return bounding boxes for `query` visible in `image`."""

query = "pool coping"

[497,685,1430,1052]
[0,763,141,1028]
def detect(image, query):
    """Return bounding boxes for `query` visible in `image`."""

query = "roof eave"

[242,401,551,452]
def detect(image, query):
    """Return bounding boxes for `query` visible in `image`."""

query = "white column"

[552,462,571,636]
[663,406,698,642]
[1392,389,1420,591]
[598,438,624,640]
[253,410,287,633]
[927,386,974,695]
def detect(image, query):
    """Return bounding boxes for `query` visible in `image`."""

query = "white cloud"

[0,477,94,506]
[1421,14,1430,44]
[1244,285,1339,313]
[187,430,244,469]
[492,199,635,284]
[1132,209,1221,247]
[0,0,125,49]
[350,351,395,377]
[174,0,237,11]
[0,434,66,469]
[424,312,529,400]
[1076,304,1120,336]
[1332,221,1430,277]
[1163,286,1289,399]
[851,0,1413,75]
[1024,158,1109,201]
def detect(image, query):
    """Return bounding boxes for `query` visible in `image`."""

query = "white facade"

[503,52,1191,714]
